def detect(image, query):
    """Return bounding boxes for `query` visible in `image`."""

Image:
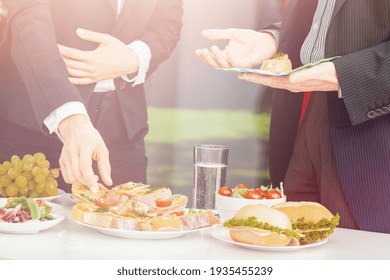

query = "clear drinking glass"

[193,144,229,209]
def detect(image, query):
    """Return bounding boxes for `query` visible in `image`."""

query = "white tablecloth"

[1,194,389,260]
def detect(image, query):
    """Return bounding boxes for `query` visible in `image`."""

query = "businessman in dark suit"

[0,0,183,192]
[197,0,390,233]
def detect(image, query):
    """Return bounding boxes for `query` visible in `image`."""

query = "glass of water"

[193,144,229,209]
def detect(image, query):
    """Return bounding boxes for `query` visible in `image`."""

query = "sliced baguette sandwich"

[71,202,220,232]
[71,182,220,232]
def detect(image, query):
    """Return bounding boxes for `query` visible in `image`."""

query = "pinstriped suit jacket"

[269,0,390,233]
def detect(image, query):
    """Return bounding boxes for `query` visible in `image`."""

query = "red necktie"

[298,91,312,128]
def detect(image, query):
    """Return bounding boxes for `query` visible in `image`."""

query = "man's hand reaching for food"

[58,115,113,193]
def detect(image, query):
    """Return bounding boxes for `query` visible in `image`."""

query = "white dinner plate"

[73,219,211,240]
[218,56,340,76]
[0,189,65,203]
[0,214,64,234]
[211,227,328,252]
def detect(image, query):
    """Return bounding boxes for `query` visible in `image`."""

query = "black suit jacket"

[269,0,390,233]
[0,0,182,140]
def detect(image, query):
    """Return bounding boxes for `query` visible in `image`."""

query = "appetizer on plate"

[223,202,339,247]
[0,197,55,223]
[260,52,292,74]
[71,182,220,232]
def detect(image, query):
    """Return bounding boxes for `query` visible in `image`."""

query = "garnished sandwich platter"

[70,182,221,239]
[211,227,328,252]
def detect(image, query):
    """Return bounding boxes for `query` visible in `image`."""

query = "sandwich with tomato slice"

[70,182,220,231]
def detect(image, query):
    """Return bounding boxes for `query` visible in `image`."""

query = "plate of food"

[0,197,64,234]
[212,202,339,251]
[70,182,221,239]
[218,55,340,76]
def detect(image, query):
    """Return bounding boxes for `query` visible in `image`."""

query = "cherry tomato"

[245,190,265,199]
[155,198,173,207]
[266,189,282,199]
[235,184,249,189]
[218,186,233,197]
[253,188,267,199]
[94,198,111,208]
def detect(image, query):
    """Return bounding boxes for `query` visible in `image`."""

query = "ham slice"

[180,211,220,230]
[0,205,31,223]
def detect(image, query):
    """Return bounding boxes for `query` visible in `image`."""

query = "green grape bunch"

[0,152,61,198]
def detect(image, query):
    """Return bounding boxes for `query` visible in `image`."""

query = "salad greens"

[4,197,54,220]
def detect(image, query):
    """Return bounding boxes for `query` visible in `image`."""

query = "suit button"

[382,107,390,114]
[367,111,377,119]
[119,81,127,90]
[375,109,384,116]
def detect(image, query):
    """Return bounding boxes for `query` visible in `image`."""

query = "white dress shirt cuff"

[121,40,151,87]
[43,101,89,140]
[338,87,343,98]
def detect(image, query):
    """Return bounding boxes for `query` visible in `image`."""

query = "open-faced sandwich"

[71,182,220,232]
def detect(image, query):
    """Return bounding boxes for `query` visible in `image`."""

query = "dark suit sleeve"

[137,0,183,76]
[333,40,390,126]
[2,0,84,132]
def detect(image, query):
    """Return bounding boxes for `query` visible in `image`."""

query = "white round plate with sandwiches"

[0,189,65,203]
[211,227,328,252]
[70,182,221,239]
[73,219,210,240]
[0,214,64,234]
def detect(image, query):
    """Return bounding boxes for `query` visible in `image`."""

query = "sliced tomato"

[235,184,249,189]
[266,189,282,199]
[94,197,112,207]
[36,199,45,206]
[171,211,185,216]
[218,186,233,197]
[252,188,267,199]
[245,190,265,199]
[155,198,173,207]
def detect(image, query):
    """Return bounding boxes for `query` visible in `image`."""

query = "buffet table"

[0,194,389,260]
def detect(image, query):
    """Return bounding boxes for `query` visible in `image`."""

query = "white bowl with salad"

[215,184,286,221]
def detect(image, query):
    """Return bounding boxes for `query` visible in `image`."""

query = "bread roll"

[227,204,293,246]
[272,201,334,224]
[230,227,292,246]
